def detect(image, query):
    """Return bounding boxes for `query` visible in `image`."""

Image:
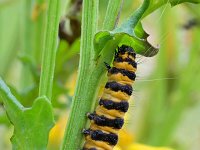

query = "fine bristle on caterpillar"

[83,45,137,150]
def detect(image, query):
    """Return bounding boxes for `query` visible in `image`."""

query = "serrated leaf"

[11,96,54,150]
[95,30,158,57]
[94,0,158,58]
[0,79,54,149]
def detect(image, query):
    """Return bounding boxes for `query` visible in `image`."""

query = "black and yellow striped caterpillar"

[83,45,137,150]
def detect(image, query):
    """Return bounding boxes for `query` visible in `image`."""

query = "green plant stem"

[39,0,61,99]
[33,0,47,66]
[61,0,99,149]
[143,1,166,17]
[129,0,150,28]
[113,0,150,34]
[20,0,33,89]
[102,0,123,30]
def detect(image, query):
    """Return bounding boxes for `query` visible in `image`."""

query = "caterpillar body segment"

[83,45,137,150]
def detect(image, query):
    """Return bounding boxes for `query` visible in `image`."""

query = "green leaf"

[94,32,113,59]
[134,22,149,39]
[94,30,158,57]
[144,0,200,17]
[0,78,54,149]
[170,0,200,6]
[11,96,54,150]
[94,0,158,57]
[0,112,10,125]
[0,78,23,118]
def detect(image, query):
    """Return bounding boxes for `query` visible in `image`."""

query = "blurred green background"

[0,0,200,150]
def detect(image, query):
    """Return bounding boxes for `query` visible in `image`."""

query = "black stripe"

[109,67,136,81]
[99,99,129,112]
[83,129,118,145]
[105,81,133,95]
[116,45,136,58]
[88,113,124,129]
[114,57,137,69]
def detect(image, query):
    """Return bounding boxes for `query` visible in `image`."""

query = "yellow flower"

[114,146,122,150]
[116,127,173,150]
[117,129,134,149]
[116,129,174,150]
[48,114,68,149]
[65,72,77,96]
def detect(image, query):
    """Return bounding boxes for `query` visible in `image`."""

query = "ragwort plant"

[0,0,199,149]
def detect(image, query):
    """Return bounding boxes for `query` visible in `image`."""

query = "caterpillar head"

[116,45,136,60]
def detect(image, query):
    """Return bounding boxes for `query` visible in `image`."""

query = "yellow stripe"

[96,105,125,118]
[108,73,134,85]
[90,122,119,134]
[118,53,135,60]
[113,61,136,72]
[84,140,105,150]
[85,137,113,150]
[101,93,122,103]
[95,106,116,119]
[104,89,130,100]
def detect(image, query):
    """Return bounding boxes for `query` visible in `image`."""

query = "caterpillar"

[83,45,137,150]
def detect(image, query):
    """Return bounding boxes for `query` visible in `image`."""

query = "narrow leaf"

[0,78,23,121]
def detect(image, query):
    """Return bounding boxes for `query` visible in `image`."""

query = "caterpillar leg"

[104,62,111,70]
[83,129,118,150]
[87,112,124,129]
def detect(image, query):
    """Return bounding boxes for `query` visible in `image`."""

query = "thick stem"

[61,0,99,149]
[39,0,61,99]
[102,0,123,30]
[32,0,47,66]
